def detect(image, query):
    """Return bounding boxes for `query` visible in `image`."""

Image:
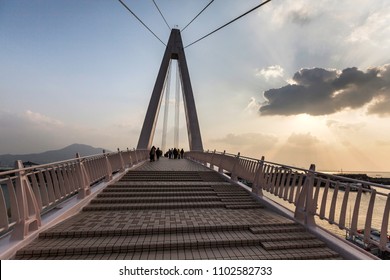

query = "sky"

[1,0,390,172]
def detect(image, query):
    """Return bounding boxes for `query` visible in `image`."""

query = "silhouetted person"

[149,146,156,162]
[173,148,178,159]
[156,147,161,160]
[180,148,184,159]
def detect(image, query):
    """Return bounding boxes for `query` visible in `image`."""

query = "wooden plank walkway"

[14,158,342,260]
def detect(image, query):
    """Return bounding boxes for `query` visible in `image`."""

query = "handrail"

[0,149,149,240]
[186,150,390,257]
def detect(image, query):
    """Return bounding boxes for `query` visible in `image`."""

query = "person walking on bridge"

[149,146,156,162]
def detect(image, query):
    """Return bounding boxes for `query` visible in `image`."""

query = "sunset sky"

[1,0,390,172]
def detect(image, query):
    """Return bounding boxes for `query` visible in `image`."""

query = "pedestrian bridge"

[1,25,389,261]
[1,150,389,260]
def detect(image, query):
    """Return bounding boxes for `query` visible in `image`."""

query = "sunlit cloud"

[244,97,260,113]
[255,65,285,80]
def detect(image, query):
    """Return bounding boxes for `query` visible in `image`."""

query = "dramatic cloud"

[259,64,390,116]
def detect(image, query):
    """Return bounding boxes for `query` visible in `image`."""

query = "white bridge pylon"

[137,29,203,151]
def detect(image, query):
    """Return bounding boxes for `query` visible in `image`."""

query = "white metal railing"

[0,149,149,240]
[186,150,390,256]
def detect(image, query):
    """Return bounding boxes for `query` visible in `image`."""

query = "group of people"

[149,146,184,162]
[165,148,184,159]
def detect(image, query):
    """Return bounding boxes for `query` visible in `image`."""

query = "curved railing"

[186,150,390,256]
[0,149,149,240]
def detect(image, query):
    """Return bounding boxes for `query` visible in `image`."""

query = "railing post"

[127,148,133,167]
[231,152,240,182]
[76,153,91,199]
[251,156,265,196]
[294,164,316,226]
[118,148,125,171]
[379,193,390,251]
[210,150,216,170]
[11,160,41,240]
[104,152,113,182]
[134,148,139,163]
[218,150,225,174]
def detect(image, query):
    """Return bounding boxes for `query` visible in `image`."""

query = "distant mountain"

[0,144,109,167]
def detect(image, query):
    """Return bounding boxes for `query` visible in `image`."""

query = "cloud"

[287,132,319,147]
[289,9,312,25]
[347,8,390,45]
[210,133,278,155]
[259,64,390,116]
[326,120,365,132]
[255,65,285,80]
[244,97,260,113]
[268,0,321,27]
[25,110,64,127]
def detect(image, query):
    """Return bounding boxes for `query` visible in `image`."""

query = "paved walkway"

[14,158,342,260]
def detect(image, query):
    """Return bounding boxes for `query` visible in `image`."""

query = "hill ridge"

[0,143,109,167]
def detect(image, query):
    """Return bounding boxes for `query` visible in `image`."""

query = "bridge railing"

[186,150,390,255]
[0,149,149,240]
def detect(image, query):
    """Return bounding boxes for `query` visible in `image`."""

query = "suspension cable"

[184,0,272,48]
[117,0,166,46]
[152,0,171,31]
[181,0,215,33]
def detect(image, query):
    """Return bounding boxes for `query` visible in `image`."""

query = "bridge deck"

[14,158,342,260]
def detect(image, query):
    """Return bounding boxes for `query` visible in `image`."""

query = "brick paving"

[14,158,343,260]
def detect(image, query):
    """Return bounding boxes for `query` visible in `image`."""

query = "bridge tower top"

[137,29,203,151]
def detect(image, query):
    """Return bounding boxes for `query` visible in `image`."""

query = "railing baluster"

[288,172,297,203]
[6,178,20,225]
[319,180,330,219]
[379,193,390,251]
[62,164,71,195]
[339,184,351,229]
[44,170,56,204]
[364,189,376,243]
[11,161,41,240]
[37,171,49,208]
[329,181,340,224]
[30,173,43,211]
[0,186,9,231]
[50,169,62,200]
[350,187,363,237]
[57,165,67,196]
[264,165,271,192]
[270,167,279,194]
[294,174,304,205]
[283,170,292,201]
[278,169,287,198]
